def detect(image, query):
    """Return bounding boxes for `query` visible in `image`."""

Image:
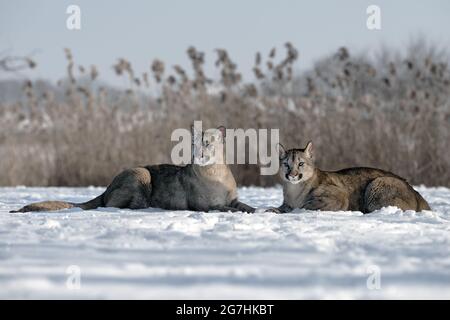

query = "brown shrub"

[0,42,449,187]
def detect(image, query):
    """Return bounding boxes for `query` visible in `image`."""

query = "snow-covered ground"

[0,186,449,299]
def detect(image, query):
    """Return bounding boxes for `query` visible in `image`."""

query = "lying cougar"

[11,127,255,213]
[269,142,430,213]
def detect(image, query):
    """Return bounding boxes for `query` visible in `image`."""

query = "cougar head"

[192,125,226,165]
[278,141,315,184]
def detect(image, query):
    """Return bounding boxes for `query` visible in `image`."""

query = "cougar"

[11,126,255,213]
[268,142,430,213]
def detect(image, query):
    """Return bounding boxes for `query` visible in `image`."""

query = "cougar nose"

[287,172,296,179]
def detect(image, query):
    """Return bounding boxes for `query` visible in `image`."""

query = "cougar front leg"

[209,202,254,213]
[229,199,255,213]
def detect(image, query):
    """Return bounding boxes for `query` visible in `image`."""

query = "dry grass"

[0,41,449,187]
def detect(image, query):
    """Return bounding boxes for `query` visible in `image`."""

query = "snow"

[0,185,449,299]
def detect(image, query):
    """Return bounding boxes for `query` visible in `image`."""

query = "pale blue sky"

[1,0,449,86]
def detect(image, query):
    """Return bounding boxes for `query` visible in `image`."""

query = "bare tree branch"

[0,56,36,72]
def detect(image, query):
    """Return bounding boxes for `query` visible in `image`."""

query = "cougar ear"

[304,141,314,159]
[217,126,226,137]
[191,124,199,135]
[277,143,287,159]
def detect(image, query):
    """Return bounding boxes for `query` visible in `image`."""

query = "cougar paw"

[265,207,282,214]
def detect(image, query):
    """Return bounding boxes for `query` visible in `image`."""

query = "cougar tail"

[10,193,104,213]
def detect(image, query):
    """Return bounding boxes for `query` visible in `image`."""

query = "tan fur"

[270,142,431,213]
[11,128,254,214]
[10,201,75,213]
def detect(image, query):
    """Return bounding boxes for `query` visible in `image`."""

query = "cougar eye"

[299,162,304,167]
